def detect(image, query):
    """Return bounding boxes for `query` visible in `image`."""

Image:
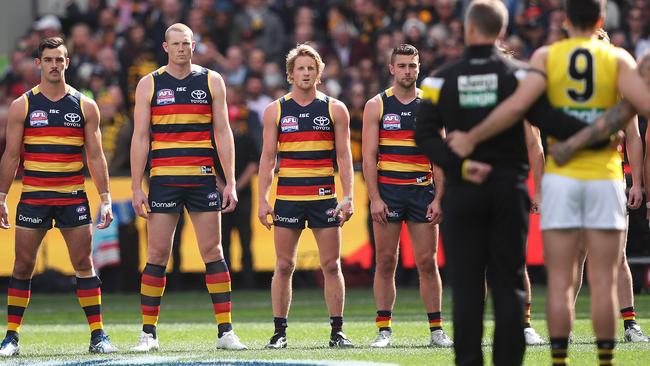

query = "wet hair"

[38,37,67,59]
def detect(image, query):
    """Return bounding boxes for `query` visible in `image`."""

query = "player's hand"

[549,140,576,166]
[530,192,541,214]
[97,201,113,229]
[446,131,476,158]
[426,200,442,225]
[370,198,389,225]
[258,200,274,230]
[221,183,238,213]
[333,196,354,227]
[627,185,643,209]
[132,188,150,219]
[0,201,11,229]
[463,160,492,184]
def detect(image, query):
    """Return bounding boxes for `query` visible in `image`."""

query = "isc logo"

[176,87,187,91]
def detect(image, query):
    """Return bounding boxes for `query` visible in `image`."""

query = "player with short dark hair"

[0,37,117,356]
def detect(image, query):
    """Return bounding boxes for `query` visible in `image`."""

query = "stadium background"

[0,0,648,286]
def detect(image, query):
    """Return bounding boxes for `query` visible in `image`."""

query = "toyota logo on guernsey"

[312,115,331,130]
[191,90,206,99]
[190,89,208,104]
[64,113,81,123]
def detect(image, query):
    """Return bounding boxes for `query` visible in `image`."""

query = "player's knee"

[71,256,93,272]
[12,259,36,278]
[275,259,296,276]
[375,256,397,275]
[320,258,341,277]
[415,257,437,275]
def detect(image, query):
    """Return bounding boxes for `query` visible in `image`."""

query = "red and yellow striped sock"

[76,276,104,338]
[6,277,31,339]
[206,260,232,337]
[428,312,442,331]
[621,306,637,330]
[140,263,166,338]
[376,310,392,332]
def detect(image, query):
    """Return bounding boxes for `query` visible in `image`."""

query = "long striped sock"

[140,263,166,338]
[621,307,637,330]
[376,310,392,332]
[6,277,31,340]
[596,339,614,365]
[76,276,104,338]
[550,337,569,366]
[205,260,232,337]
[524,302,532,328]
[428,312,442,331]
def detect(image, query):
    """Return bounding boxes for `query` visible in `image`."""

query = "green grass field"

[0,287,649,365]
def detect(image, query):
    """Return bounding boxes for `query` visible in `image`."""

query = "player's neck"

[38,80,68,100]
[392,85,417,104]
[290,86,317,106]
[567,26,596,39]
[165,62,192,80]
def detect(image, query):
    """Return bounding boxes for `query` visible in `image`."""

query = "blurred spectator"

[322,22,371,68]
[624,7,648,55]
[244,73,271,147]
[148,0,186,65]
[34,15,63,39]
[118,23,157,110]
[230,0,286,63]
[219,86,260,287]
[346,82,366,169]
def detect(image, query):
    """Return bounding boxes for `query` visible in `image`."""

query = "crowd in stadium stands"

[1,0,649,174]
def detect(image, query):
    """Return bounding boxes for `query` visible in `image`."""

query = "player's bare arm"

[209,71,237,213]
[0,96,27,229]
[361,95,388,225]
[625,117,644,209]
[645,117,650,221]
[426,128,446,225]
[130,74,153,218]
[524,122,544,213]
[551,53,650,164]
[332,98,354,225]
[82,96,113,229]
[447,47,549,158]
[257,101,279,230]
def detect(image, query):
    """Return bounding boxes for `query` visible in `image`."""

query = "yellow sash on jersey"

[545,37,622,180]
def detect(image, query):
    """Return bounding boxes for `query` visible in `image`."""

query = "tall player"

[446,0,650,363]
[361,44,452,348]
[258,44,355,348]
[130,23,246,351]
[0,37,117,356]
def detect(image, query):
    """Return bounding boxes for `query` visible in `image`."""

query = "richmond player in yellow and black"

[446,0,650,363]
[257,44,355,349]
[0,37,117,356]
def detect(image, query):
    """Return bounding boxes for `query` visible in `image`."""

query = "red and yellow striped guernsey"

[149,65,216,186]
[276,92,336,201]
[377,87,432,186]
[21,85,86,205]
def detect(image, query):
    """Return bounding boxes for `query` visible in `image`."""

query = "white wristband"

[646,202,650,209]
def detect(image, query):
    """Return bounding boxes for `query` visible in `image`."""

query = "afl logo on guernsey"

[29,110,48,127]
[382,113,401,130]
[157,89,175,105]
[280,116,299,132]
[313,115,331,130]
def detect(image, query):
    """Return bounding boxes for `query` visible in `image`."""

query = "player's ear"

[163,41,169,53]
[191,40,196,52]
